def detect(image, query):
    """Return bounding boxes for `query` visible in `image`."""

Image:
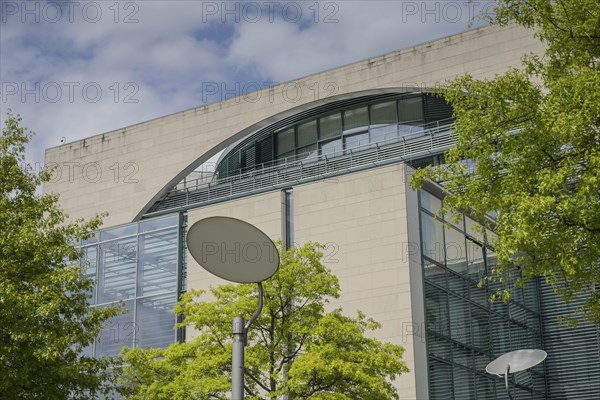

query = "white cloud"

[0,0,488,167]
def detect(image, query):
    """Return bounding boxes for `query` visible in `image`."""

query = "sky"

[0,0,496,168]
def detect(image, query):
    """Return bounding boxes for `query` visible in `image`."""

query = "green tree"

[118,242,408,399]
[411,1,600,323]
[0,112,118,399]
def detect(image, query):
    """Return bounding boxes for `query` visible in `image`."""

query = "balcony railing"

[144,120,456,218]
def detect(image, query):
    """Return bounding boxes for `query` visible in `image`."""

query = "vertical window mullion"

[133,233,141,347]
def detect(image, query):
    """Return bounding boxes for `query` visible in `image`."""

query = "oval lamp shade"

[187,216,280,283]
[486,349,547,376]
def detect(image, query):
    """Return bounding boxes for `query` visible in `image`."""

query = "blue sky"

[1,1,495,167]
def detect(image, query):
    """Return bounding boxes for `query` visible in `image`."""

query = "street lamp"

[187,216,280,400]
[486,349,547,400]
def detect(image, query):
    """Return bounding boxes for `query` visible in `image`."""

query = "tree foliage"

[411,0,600,323]
[118,242,408,399]
[0,112,118,398]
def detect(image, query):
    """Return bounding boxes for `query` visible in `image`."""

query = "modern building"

[44,24,600,399]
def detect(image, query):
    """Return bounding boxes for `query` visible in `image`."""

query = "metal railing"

[144,121,456,217]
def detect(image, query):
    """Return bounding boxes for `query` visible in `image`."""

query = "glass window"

[344,132,369,151]
[319,139,342,156]
[343,106,368,133]
[82,232,99,246]
[445,208,464,230]
[428,333,452,360]
[96,300,135,357]
[98,237,137,304]
[512,285,525,305]
[467,239,485,281]
[453,366,475,399]
[510,322,532,349]
[491,312,510,353]
[276,128,295,156]
[82,245,98,305]
[424,262,447,289]
[136,294,177,348]
[475,375,496,400]
[398,122,424,137]
[255,136,273,164]
[471,307,492,348]
[452,343,472,368]
[227,153,241,173]
[398,96,423,122]
[370,124,398,144]
[296,144,318,160]
[278,151,294,161]
[319,114,342,140]
[82,342,94,358]
[449,294,471,344]
[445,226,467,276]
[100,224,137,241]
[84,218,180,357]
[486,249,497,271]
[465,216,485,243]
[138,230,178,297]
[297,120,318,147]
[370,101,397,125]
[474,352,491,372]
[421,212,445,265]
[486,229,498,248]
[428,359,453,398]
[510,304,529,326]
[470,284,489,309]
[139,215,178,233]
[420,190,442,215]
[425,283,449,336]
[284,190,294,249]
[421,203,545,399]
[448,271,469,298]
[522,282,540,313]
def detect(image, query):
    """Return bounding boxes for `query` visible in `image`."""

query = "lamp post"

[187,216,280,400]
[231,283,264,399]
[486,349,547,399]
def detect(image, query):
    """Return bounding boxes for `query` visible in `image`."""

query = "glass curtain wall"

[217,93,454,179]
[419,189,547,399]
[272,94,430,163]
[80,214,180,357]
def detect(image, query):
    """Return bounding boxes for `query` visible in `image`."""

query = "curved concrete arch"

[44,24,545,228]
[133,87,429,221]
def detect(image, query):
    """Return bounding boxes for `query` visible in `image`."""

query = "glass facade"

[216,93,453,179]
[419,189,547,399]
[80,214,180,357]
[74,171,598,400]
[539,286,600,399]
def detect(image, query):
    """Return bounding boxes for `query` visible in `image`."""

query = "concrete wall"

[292,164,419,397]
[44,24,544,227]
[185,190,282,292]
[184,164,423,397]
[185,190,282,340]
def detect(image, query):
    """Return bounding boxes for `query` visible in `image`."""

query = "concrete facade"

[44,24,544,227]
[184,164,425,398]
[294,164,420,397]
[43,24,558,399]
[186,191,282,306]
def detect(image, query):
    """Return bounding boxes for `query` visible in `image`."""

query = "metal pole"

[504,364,513,400]
[232,316,245,400]
[232,283,265,400]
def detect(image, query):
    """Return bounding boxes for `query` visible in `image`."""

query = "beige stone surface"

[44,24,544,227]
[293,164,418,398]
[183,165,421,396]
[185,191,282,340]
